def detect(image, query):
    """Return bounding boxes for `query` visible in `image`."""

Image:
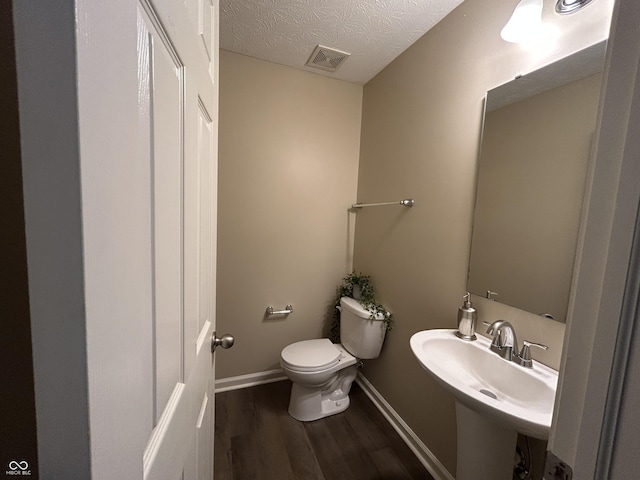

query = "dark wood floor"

[214,380,434,480]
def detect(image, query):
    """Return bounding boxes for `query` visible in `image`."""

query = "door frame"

[14,0,92,476]
[548,0,640,476]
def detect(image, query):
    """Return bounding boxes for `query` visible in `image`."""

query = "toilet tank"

[339,297,387,359]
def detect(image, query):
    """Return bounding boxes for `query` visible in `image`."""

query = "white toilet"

[280,296,387,421]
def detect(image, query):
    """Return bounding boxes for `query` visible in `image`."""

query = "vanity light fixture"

[501,0,543,43]
[555,0,595,14]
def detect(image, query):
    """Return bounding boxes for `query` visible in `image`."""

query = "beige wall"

[216,51,363,378]
[354,0,613,475]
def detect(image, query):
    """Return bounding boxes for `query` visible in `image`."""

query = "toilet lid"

[281,339,341,371]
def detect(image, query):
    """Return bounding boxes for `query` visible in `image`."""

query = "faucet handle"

[514,340,549,368]
[523,340,549,352]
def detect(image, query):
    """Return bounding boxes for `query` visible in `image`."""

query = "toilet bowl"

[281,339,358,421]
[280,297,387,421]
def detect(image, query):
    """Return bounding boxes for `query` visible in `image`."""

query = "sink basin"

[410,329,558,439]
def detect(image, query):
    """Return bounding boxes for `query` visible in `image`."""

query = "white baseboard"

[215,369,287,393]
[355,373,455,480]
[215,369,453,480]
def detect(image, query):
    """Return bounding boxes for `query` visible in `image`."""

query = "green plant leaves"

[332,272,394,336]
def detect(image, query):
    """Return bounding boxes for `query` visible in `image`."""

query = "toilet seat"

[281,339,341,372]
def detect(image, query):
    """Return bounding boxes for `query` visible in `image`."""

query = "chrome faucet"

[484,320,549,368]
[484,320,518,361]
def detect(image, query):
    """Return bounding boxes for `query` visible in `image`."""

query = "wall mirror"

[467,41,606,323]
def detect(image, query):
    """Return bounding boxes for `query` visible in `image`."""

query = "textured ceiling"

[220,0,466,84]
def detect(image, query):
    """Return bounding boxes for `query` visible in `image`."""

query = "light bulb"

[501,0,544,43]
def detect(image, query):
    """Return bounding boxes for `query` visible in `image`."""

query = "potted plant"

[330,272,393,342]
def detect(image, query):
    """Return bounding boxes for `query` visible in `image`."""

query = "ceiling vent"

[305,45,351,73]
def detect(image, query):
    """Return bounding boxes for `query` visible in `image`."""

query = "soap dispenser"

[455,292,477,340]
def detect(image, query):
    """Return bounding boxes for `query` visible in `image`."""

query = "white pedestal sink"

[410,329,558,480]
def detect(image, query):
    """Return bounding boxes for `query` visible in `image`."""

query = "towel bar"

[352,199,415,209]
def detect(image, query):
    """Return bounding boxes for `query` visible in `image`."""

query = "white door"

[15,0,223,475]
[77,0,220,478]
[138,1,218,478]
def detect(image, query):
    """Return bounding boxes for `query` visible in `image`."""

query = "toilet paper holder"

[267,305,294,316]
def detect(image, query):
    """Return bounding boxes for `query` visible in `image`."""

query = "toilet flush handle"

[211,332,235,353]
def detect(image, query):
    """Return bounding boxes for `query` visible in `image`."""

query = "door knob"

[211,332,235,353]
